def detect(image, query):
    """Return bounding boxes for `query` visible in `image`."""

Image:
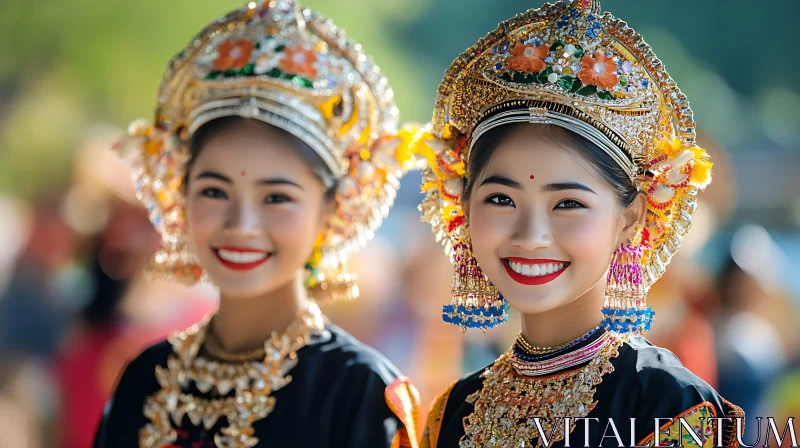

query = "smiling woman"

[184,117,332,303]
[464,124,645,320]
[416,0,743,447]
[94,1,422,447]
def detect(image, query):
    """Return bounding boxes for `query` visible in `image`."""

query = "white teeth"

[217,249,268,264]
[507,261,566,277]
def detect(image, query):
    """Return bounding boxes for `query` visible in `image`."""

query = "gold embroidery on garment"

[139,303,325,448]
[637,401,717,447]
[459,335,625,448]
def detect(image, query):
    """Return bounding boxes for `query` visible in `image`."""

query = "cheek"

[468,205,514,261]
[553,211,618,262]
[186,199,226,246]
[263,204,324,252]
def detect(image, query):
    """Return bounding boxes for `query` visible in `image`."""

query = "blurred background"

[1,0,799,446]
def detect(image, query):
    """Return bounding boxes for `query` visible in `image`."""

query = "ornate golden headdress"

[416,0,713,330]
[116,0,420,301]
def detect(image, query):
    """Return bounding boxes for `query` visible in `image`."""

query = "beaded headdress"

[116,0,419,301]
[417,0,712,331]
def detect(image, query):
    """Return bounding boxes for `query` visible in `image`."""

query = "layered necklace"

[460,328,625,448]
[139,302,326,448]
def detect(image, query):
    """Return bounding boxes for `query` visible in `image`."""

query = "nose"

[510,208,553,252]
[224,196,261,237]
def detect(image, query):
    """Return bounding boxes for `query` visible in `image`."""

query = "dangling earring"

[305,242,359,304]
[442,233,508,333]
[602,223,655,335]
[147,203,205,284]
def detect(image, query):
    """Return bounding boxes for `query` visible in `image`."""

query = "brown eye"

[486,194,515,207]
[264,194,292,204]
[201,187,228,199]
[555,200,585,209]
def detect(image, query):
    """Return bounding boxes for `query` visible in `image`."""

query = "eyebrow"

[256,178,304,190]
[542,181,596,195]
[195,171,231,183]
[479,175,522,189]
[479,175,596,195]
[194,171,304,190]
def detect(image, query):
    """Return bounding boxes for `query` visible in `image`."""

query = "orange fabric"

[385,376,422,448]
[420,381,456,448]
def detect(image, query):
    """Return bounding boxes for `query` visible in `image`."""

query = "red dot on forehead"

[530,175,535,179]
[241,171,246,176]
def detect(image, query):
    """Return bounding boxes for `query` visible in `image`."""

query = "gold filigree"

[459,334,625,447]
[139,302,326,448]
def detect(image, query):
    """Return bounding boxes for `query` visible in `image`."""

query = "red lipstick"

[214,247,271,271]
[502,258,569,286]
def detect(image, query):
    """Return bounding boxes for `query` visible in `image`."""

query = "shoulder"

[94,339,171,447]
[307,325,422,446]
[313,323,403,384]
[420,363,493,448]
[614,336,724,410]
[109,339,172,394]
[611,336,744,446]
[446,364,491,409]
[130,339,173,370]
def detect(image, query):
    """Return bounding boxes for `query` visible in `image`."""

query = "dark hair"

[462,123,639,209]
[184,116,338,200]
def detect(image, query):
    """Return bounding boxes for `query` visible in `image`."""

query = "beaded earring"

[442,234,508,332]
[601,223,655,334]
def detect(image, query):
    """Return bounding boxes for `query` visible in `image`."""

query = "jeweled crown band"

[187,95,343,185]
[469,106,636,183]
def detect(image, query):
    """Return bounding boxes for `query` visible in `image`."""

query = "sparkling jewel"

[460,335,624,447]
[138,304,325,447]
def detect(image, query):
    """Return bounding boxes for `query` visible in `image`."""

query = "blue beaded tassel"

[602,238,654,335]
[443,240,508,332]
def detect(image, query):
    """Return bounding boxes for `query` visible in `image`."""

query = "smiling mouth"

[213,247,272,271]
[502,257,570,285]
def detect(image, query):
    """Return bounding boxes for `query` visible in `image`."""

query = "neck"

[519,278,605,348]
[211,271,309,354]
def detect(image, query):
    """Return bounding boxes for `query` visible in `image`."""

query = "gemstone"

[597,90,614,100]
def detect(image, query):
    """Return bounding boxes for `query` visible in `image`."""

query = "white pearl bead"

[548,73,559,83]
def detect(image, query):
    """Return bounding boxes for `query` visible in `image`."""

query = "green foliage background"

[1,0,797,198]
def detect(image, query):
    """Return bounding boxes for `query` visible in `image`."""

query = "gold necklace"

[515,325,601,355]
[460,334,625,448]
[139,302,326,448]
[204,328,267,362]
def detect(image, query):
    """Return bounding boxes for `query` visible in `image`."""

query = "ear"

[617,192,647,247]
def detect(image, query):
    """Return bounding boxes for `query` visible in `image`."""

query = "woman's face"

[185,120,329,300]
[466,125,640,314]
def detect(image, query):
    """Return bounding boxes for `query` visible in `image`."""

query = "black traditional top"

[422,331,744,448]
[95,323,419,448]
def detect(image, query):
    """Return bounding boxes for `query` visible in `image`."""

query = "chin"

[204,267,283,300]
[503,290,568,314]
[212,281,275,300]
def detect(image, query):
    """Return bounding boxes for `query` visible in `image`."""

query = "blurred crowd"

[0,124,798,447]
